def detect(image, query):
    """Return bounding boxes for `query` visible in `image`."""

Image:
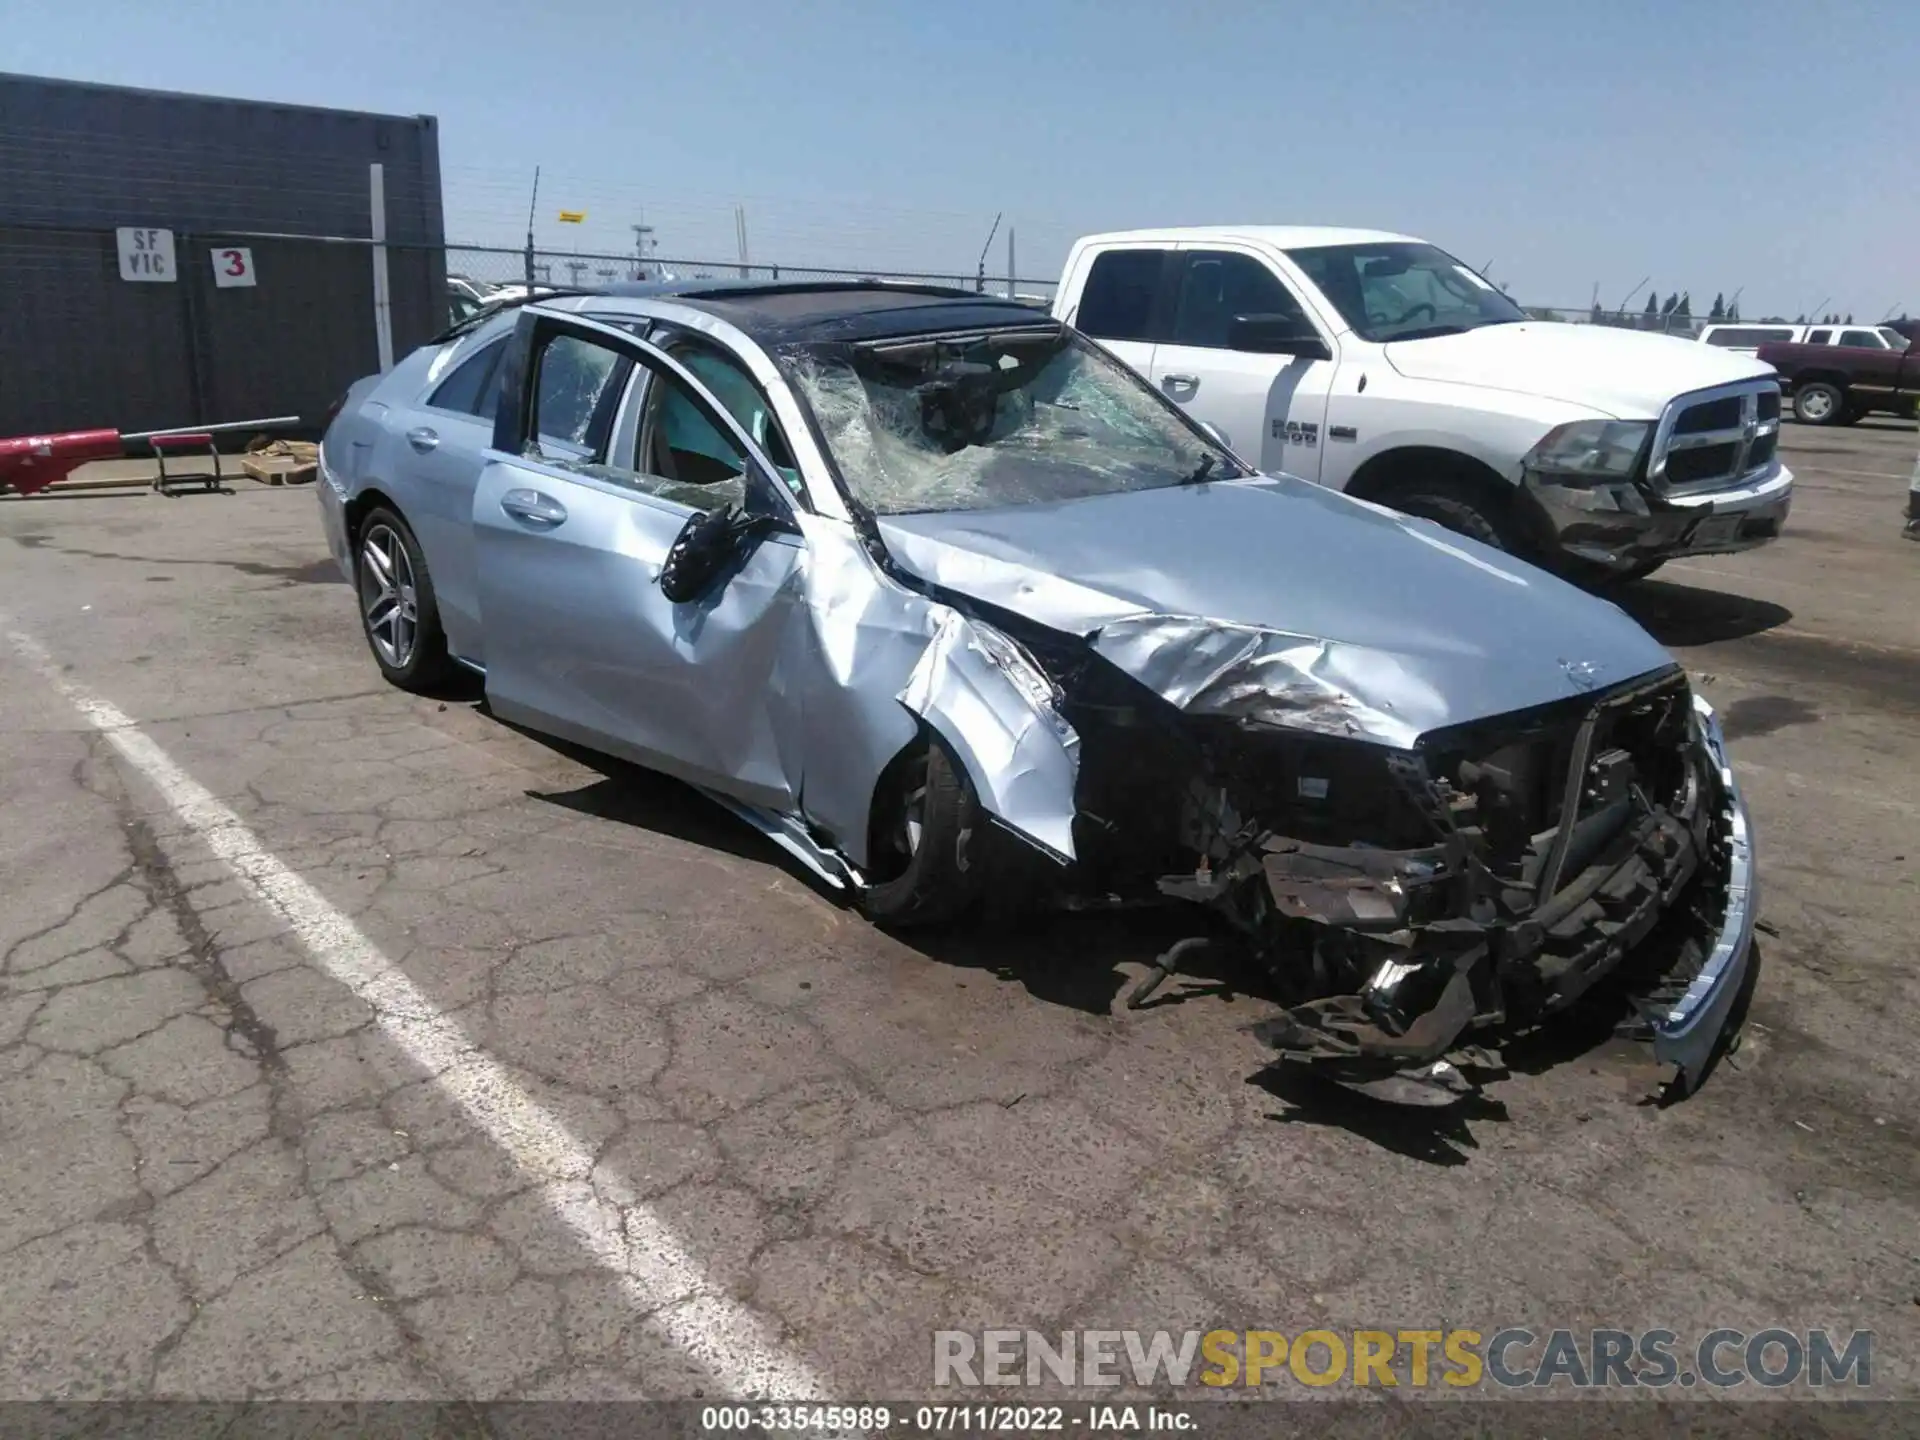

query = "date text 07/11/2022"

[698,1403,1196,1433]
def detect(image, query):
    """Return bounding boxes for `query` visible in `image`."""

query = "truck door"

[1149,247,1332,481]
[1887,336,1919,410]
[1065,246,1172,388]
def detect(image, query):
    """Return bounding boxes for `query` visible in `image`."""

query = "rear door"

[1066,246,1173,388]
[402,330,511,663]
[1149,246,1330,479]
[472,310,809,808]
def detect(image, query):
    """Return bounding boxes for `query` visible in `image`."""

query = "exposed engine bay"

[974,607,1742,1105]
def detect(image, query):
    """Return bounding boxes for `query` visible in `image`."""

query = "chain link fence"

[444,242,1058,321]
[443,250,1734,338]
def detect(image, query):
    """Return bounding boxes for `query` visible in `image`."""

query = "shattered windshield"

[1287,241,1527,343]
[783,325,1239,515]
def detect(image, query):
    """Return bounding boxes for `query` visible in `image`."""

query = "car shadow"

[1612,575,1792,645]
[897,905,1249,1017]
[490,715,1757,1152]
[505,723,827,875]
[1251,1069,1512,1167]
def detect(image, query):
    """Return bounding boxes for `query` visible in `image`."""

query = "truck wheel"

[1388,478,1526,555]
[862,741,983,929]
[1792,381,1845,425]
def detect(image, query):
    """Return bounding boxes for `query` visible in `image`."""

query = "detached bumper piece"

[1175,676,1755,1104]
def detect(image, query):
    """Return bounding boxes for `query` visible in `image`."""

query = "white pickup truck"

[1052,227,1794,581]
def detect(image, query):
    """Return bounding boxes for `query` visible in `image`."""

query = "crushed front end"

[1025,633,1756,1104]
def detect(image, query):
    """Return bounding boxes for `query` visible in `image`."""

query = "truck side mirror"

[1228,314,1332,361]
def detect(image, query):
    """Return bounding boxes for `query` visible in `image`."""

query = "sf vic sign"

[116,227,176,281]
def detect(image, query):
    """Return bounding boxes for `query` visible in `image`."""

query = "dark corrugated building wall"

[0,72,446,436]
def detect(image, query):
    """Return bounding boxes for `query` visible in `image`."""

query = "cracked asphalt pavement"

[0,422,1916,1403]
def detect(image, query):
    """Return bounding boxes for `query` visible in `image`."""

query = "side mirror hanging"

[658,502,774,604]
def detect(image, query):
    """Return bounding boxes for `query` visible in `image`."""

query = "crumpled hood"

[1383,322,1774,419]
[877,476,1675,746]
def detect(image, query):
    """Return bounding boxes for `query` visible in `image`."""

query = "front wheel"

[1792,381,1845,425]
[861,742,983,928]
[356,507,454,693]
[1388,477,1527,554]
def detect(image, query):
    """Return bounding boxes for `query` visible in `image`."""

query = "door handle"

[405,426,440,453]
[1161,374,1200,395]
[499,488,568,526]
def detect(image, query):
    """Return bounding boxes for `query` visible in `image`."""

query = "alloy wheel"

[359,523,419,669]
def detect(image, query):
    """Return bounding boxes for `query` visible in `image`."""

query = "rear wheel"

[356,507,454,692]
[1792,381,1845,425]
[861,741,983,928]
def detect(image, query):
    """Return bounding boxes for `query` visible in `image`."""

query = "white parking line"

[4,622,830,1402]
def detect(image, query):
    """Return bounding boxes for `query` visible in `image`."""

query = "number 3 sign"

[210,247,257,288]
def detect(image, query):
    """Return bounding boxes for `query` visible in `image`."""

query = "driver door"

[472,310,809,809]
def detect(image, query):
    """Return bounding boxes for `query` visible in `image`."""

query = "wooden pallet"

[240,440,318,486]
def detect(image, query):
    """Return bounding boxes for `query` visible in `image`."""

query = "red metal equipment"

[0,414,302,498]
[150,432,224,496]
[0,430,124,496]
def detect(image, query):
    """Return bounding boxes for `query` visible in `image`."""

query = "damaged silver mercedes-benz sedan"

[318,282,1756,1103]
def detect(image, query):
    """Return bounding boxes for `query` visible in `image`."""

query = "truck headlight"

[1523,420,1651,483]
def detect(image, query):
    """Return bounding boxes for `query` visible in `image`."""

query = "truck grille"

[1647,381,1781,496]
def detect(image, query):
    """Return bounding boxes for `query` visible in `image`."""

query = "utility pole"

[736,205,750,278]
[976,213,1001,295]
[1007,227,1016,299]
[567,261,587,288]
[523,166,540,295]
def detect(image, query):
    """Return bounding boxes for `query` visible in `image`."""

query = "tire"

[1792,381,1845,426]
[861,741,983,928]
[1386,477,1526,554]
[354,506,454,693]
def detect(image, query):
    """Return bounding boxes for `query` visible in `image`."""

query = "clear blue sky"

[9,0,1913,316]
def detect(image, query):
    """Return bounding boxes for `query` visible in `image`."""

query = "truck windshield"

[1287,241,1527,343]
[782,325,1240,515]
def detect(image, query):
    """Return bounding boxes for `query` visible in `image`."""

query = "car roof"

[1074,224,1421,250]
[592,280,1050,344]
[438,279,1052,350]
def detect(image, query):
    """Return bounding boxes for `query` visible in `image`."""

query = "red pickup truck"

[1758,334,1920,425]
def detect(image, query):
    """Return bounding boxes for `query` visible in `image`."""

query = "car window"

[426,336,508,418]
[1807,329,1833,345]
[1840,329,1881,349]
[1287,241,1525,342]
[1076,249,1165,342]
[656,335,804,498]
[531,334,628,458]
[1705,327,1792,348]
[523,327,778,512]
[1170,251,1310,350]
[1879,327,1911,350]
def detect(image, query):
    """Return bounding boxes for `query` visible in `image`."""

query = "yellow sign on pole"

[557,211,586,224]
